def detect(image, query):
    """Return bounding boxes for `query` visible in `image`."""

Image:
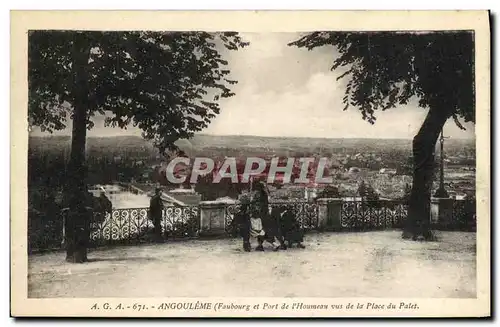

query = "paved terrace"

[28,231,476,298]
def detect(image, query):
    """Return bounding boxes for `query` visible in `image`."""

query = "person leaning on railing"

[149,187,164,242]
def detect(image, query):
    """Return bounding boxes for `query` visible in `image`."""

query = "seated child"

[280,208,306,249]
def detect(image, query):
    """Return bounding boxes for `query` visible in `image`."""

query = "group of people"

[147,182,306,250]
[233,181,306,252]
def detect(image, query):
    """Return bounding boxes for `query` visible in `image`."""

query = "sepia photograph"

[10,10,490,318]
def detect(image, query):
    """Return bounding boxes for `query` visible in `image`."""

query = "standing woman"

[253,181,269,220]
[252,181,285,251]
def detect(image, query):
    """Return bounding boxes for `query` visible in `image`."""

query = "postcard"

[11,10,490,318]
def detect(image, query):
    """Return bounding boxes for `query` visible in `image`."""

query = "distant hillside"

[179,134,473,154]
[29,135,155,153]
[28,133,475,156]
[188,134,414,149]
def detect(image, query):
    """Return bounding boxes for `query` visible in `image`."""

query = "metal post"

[434,131,449,198]
[439,132,445,190]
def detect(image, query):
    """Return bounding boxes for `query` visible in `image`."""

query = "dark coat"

[279,209,304,244]
[261,206,284,243]
[92,194,112,226]
[233,205,251,239]
[98,194,112,215]
[149,194,164,221]
[250,189,268,219]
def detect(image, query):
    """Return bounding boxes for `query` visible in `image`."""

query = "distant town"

[28,133,475,208]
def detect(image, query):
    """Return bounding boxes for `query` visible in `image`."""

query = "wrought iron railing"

[270,201,319,230]
[223,201,319,237]
[88,206,200,246]
[224,203,241,236]
[340,200,408,231]
[28,198,476,252]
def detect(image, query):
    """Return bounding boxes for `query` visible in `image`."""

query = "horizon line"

[29,133,475,141]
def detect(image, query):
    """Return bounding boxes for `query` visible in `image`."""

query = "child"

[250,183,283,252]
[234,195,252,252]
[250,209,281,252]
[280,208,306,249]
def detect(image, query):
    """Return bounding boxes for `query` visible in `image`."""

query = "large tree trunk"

[65,35,91,263]
[402,107,449,241]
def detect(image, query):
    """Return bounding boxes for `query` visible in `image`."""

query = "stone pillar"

[316,198,329,230]
[316,198,343,231]
[199,201,228,236]
[327,198,343,231]
[430,197,454,229]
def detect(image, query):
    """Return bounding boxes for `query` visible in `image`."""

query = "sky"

[31,32,475,140]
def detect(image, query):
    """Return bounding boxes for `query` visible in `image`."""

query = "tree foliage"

[357,180,367,198]
[365,184,380,202]
[290,31,475,240]
[316,185,340,199]
[29,31,249,153]
[28,30,248,261]
[194,173,246,201]
[289,31,474,127]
